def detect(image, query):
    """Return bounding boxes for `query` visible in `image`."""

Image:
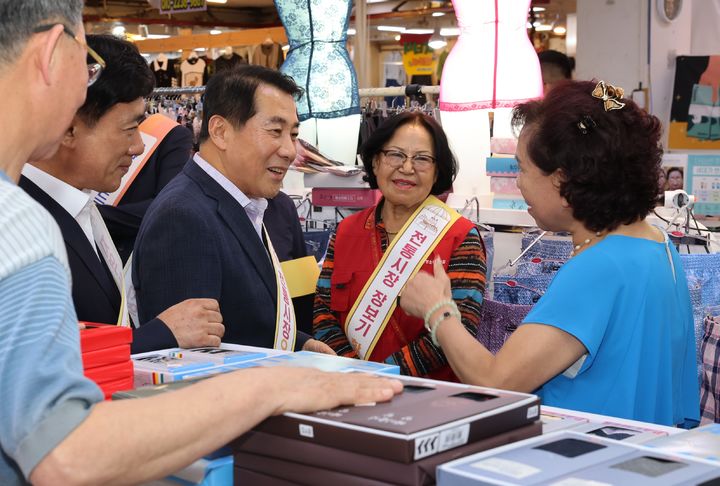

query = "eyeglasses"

[33,24,106,86]
[379,149,436,171]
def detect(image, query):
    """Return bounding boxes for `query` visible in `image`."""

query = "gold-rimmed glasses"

[33,24,106,86]
[379,149,436,171]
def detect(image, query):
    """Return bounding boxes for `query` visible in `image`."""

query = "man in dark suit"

[99,123,193,263]
[20,35,224,354]
[134,65,332,353]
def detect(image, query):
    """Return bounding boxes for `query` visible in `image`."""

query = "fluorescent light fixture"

[377,25,406,32]
[194,47,206,52]
[532,6,545,12]
[404,28,434,34]
[367,0,386,3]
[141,53,151,57]
[553,26,567,35]
[347,28,356,35]
[432,12,446,17]
[146,34,171,39]
[532,21,541,27]
[207,0,228,3]
[210,29,222,35]
[440,27,460,36]
[535,24,552,32]
[428,38,447,49]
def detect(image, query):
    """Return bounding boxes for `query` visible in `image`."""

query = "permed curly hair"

[511,79,663,233]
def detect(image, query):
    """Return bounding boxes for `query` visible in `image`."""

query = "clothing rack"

[149,86,206,97]
[358,85,439,97]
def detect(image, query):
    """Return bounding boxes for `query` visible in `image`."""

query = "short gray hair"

[0,0,83,65]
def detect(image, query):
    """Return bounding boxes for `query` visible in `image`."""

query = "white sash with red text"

[264,226,298,351]
[344,196,460,359]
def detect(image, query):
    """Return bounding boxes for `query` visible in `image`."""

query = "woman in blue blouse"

[401,80,700,426]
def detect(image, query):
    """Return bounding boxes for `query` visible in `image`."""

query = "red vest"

[331,205,475,382]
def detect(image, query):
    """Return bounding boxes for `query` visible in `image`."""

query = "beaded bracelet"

[430,304,461,348]
[423,299,455,332]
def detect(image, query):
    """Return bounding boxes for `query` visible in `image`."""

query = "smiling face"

[68,97,146,192]
[220,84,299,199]
[372,122,438,212]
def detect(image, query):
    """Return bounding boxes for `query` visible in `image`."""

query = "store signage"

[159,0,206,14]
[400,34,435,77]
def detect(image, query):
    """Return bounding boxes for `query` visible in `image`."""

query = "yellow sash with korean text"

[264,226,298,351]
[344,196,460,359]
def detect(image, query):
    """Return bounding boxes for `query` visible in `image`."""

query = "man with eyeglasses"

[20,34,226,355]
[0,3,402,485]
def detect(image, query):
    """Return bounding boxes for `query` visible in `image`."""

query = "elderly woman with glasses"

[313,112,487,381]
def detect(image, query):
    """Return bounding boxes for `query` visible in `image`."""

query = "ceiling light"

[207,0,228,3]
[428,36,447,50]
[532,6,546,12]
[377,25,406,32]
[553,26,567,35]
[535,24,553,32]
[194,47,206,52]
[210,29,222,35]
[367,0,387,3]
[432,12,446,17]
[347,28,356,35]
[404,28,434,34]
[439,27,459,36]
[111,24,126,37]
[394,34,401,41]
[146,34,170,39]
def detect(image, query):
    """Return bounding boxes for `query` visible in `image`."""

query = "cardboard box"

[437,430,719,486]
[252,375,540,463]
[232,422,541,486]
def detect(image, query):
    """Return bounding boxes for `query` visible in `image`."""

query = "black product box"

[232,422,541,486]
[250,375,540,463]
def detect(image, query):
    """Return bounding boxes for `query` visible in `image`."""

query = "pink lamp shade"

[440,0,543,111]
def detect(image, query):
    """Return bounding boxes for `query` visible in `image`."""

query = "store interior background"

[83,0,719,150]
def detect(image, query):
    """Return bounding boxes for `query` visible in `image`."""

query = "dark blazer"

[19,176,177,354]
[99,125,193,263]
[133,160,311,350]
[264,192,314,335]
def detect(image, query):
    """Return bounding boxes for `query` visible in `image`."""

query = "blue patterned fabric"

[477,298,532,354]
[275,0,360,121]
[516,234,573,277]
[492,274,554,305]
[679,252,720,385]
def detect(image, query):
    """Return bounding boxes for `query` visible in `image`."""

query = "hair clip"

[591,80,626,111]
[577,115,597,134]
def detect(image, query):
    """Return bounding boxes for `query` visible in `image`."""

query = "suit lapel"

[19,176,121,312]
[184,162,277,301]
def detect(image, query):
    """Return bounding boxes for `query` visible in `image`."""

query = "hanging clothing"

[151,56,176,88]
[251,41,282,70]
[276,0,360,121]
[439,0,542,111]
[180,56,206,87]
[214,52,245,73]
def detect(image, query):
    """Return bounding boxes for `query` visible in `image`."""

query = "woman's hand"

[400,256,452,318]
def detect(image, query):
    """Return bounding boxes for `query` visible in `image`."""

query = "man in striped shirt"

[0,2,402,484]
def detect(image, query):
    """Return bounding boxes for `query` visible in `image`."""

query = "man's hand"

[302,338,336,355]
[157,298,224,348]
[261,368,403,415]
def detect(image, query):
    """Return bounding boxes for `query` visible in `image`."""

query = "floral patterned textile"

[275,0,360,120]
